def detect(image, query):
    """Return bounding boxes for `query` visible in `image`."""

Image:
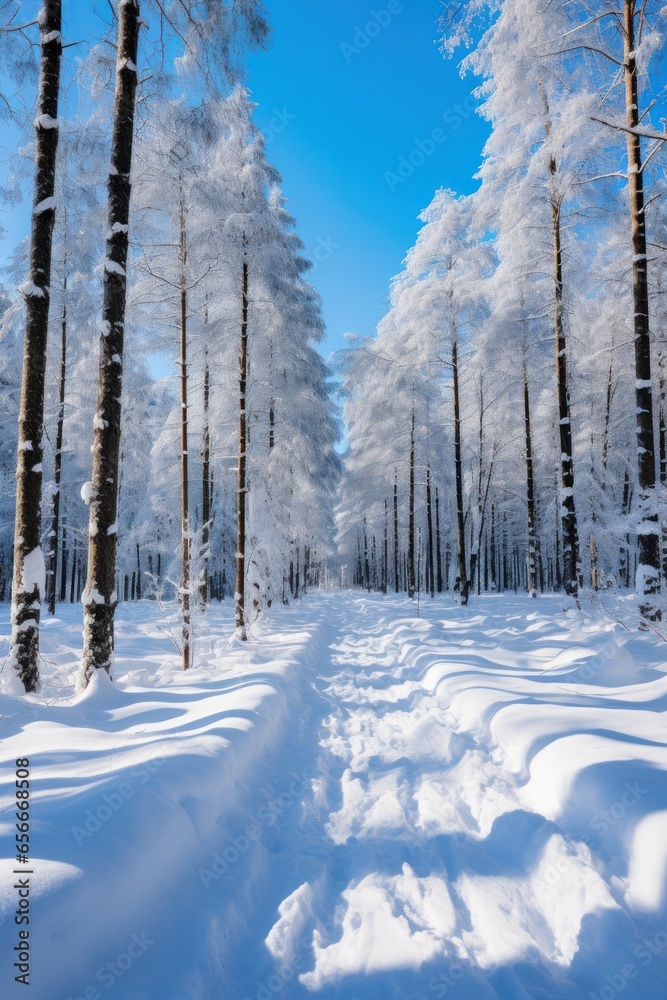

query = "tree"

[10,0,62,692]
[81,0,140,683]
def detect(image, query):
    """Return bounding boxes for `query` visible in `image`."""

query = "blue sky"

[246,0,490,359]
[0,1,490,362]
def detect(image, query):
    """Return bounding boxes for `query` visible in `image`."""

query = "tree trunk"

[408,410,416,598]
[10,0,63,691]
[453,339,468,605]
[81,0,140,683]
[235,258,249,638]
[624,0,660,619]
[393,472,399,593]
[524,365,538,598]
[178,179,191,668]
[435,486,443,594]
[200,345,211,609]
[469,379,484,592]
[383,498,388,593]
[620,467,632,587]
[46,259,67,615]
[549,155,580,598]
[426,465,434,598]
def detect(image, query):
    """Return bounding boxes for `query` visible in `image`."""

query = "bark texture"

[235,259,249,638]
[624,0,660,619]
[10,0,63,692]
[81,0,140,682]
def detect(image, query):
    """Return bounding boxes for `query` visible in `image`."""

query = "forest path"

[3,594,666,1000]
[216,592,667,1000]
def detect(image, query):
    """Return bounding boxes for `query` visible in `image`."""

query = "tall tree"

[81,0,140,683]
[235,256,249,639]
[10,0,63,692]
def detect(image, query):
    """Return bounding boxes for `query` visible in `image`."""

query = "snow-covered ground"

[1,593,667,999]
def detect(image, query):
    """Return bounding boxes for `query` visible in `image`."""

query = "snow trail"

[1,594,667,999]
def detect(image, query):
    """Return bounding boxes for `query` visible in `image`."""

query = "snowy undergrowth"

[1,594,667,1000]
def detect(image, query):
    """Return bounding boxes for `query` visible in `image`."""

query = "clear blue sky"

[0,1,489,362]
[246,0,489,359]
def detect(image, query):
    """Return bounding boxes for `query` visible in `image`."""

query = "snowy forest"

[1,1,667,999]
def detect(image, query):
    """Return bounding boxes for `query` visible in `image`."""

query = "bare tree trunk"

[10,0,63,691]
[469,379,484,592]
[46,257,67,615]
[524,365,538,598]
[435,486,443,594]
[624,0,660,619]
[490,502,496,591]
[200,345,210,609]
[235,258,249,639]
[81,0,140,683]
[408,410,416,598]
[426,465,434,598]
[393,471,399,593]
[549,157,580,598]
[178,184,191,669]
[383,498,388,593]
[453,339,468,605]
[620,467,632,587]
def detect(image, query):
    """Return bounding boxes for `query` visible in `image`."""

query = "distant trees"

[2,2,339,689]
[339,0,666,612]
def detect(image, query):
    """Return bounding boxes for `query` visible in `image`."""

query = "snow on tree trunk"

[408,410,416,599]
[46,260,67,615]
[10,0,63,692]
[383,498,388,594]
[453,339,469,606]
[235,258,249,639]
[435,486,443,594]
[426,465,434,599]
[200,345,211,610]
[393,472,399,593]
[81,0,140,683]
[624,0,660,620]
[179,182,191,669]
[550,158,580,599]
[524,365,538,598]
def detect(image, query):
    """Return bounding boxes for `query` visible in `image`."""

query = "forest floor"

[1,593,667,1000]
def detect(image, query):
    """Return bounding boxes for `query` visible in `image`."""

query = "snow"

[1,593,667,999]
[33,196,56,216]
[80,481,95,505]
[16,547,45,597]
[34,114,59,130]
[104,259,126,277]
[18,281,45,299]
